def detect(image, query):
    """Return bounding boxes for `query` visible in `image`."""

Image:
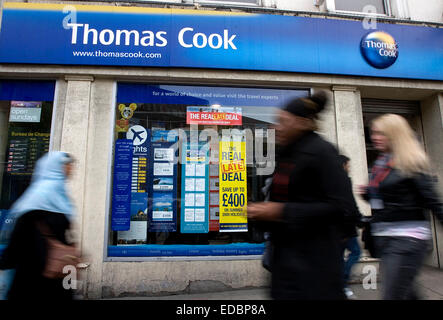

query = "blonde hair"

[372,114,430,175]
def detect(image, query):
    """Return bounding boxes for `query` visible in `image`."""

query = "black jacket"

[0,210,73,300]
[364,169,443,224]
[339,176,363,239]
[265,132,358,300]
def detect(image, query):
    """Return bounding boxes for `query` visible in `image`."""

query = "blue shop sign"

[0,3,441,80]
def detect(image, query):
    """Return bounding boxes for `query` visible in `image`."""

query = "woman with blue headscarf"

[0,152,75,300]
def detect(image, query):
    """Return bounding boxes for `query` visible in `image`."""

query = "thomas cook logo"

[360,31,398,69]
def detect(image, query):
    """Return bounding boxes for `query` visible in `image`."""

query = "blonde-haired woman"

[361,113,443,300]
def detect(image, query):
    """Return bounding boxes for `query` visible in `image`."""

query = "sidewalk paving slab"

[103,266,443,300]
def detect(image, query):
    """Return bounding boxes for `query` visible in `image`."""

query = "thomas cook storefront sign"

[0,3,441,80]
[360,31,398,69]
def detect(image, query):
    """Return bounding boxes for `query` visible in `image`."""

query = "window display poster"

[111,139,133,231]
[7,129,50,175]
[117,192,148,244]
[131,156,147,193]
[180,142,210,234]
[187,106,242,126]
[209,164,220,231]
[151,130,178,143]
[9,101,42,123]
[152,192,174,220]
[147,131,178,232]
[219,139,248,232]
[126,125,150,193]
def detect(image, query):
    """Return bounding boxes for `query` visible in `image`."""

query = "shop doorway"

[362,98,440,268]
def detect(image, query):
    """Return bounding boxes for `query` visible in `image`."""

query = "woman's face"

[371,124,390,152]
[274,110,304,146]
[274,110,314,146]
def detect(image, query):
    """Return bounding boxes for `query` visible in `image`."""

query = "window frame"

[103,82,310,262]
[325,0,391,17]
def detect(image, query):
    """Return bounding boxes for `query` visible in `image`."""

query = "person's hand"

[247,202,284,221]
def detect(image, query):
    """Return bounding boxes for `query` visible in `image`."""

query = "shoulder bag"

[37,222,81,279]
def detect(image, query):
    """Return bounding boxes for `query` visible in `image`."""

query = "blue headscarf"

[5,151,74,223]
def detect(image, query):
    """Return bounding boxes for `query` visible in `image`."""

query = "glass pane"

[0,81,55,244]
[109,84,308,255]
[335,0,386,14]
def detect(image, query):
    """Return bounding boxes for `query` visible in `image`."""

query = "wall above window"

[325,0,390,16]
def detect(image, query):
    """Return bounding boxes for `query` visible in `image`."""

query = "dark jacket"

[364,169,443,224]
[266,132,358,300]
[339,176,363,239]
[0,210,73,300]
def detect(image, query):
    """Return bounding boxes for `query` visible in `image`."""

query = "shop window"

[108,83,308,258]
[326,0,389,15]
[0,80,55,245]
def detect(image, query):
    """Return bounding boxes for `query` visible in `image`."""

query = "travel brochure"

[180,142,210,234]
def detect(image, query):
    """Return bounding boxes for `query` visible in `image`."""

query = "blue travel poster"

[151,130,178,143]
[180,142,210,234]
[150,192,176,232]
[111,139,133,231]
[153,177,174,191]
[130,193,148,220]
[148,130,178,232]
[117,192,148,244]
[127,126,150,193]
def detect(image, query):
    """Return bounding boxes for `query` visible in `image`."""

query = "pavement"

[107,265,443,300]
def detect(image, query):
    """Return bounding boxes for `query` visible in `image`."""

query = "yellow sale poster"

[219,138,247,232]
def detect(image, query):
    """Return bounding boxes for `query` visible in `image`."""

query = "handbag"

[37,223,81,279]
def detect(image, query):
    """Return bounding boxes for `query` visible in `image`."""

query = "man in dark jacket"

[248,92,358,300]
[338,155,363,299]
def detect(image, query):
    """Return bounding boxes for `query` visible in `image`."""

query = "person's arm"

[360,186,370,202]
[413,172,443,225]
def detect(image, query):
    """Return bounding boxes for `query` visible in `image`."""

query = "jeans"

[374,236,430,300]
[342,237,361,287]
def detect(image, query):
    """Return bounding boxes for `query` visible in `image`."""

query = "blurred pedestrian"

[338,155,363,299]
[359,114,443,300]
[248,92,358,300]
[0,152,77,300]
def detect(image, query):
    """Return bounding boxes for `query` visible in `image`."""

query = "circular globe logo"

[360,31,398,69]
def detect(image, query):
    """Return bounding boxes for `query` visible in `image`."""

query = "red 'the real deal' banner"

[186,106,242,126]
